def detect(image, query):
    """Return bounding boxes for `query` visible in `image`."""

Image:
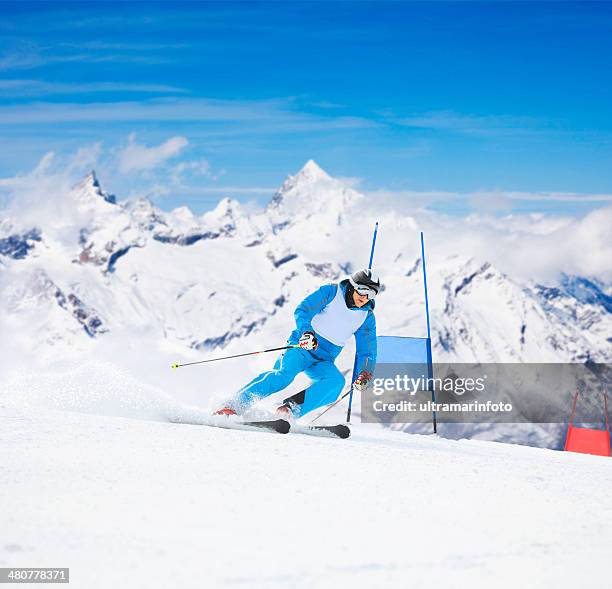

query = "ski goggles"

[353,284,378,300]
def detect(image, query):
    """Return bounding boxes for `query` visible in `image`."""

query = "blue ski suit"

[234,279,377,417]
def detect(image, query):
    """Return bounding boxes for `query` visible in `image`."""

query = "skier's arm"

[294,284,337,334]
[352,311,377,381]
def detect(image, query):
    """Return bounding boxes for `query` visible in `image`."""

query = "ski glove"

[299,331,318,351]
[353,370,373,392]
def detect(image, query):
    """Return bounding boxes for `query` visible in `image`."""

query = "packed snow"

[1,384,611,589]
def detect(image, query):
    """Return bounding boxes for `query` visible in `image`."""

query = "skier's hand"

[299,331,318,351]
[353,370,373,392]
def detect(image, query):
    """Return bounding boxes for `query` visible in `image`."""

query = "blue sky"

[1,1,611,214]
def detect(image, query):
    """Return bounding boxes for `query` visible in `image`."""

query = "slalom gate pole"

[368,221,379,269]
[421,231,437,434]
[172,344,300,369]
[346,222,379,423]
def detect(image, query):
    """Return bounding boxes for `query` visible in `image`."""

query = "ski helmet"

[349,269,381,300]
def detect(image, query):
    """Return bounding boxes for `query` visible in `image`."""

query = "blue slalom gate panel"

[376,335,429,364]
[374,335,437,432]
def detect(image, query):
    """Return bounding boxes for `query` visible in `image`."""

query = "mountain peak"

[72,171,116,205]
[213,197,241,216]
[88,170,99,188]
[296,159,331,182]
[266,160,361,228]
[273,161,336,203]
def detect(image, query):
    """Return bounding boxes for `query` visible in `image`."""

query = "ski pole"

[310,388,353,423]
[172,344,300,369]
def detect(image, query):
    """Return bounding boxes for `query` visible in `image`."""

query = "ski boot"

[276,390,304,419]
[276,404,292,417]
[214,406,237,416]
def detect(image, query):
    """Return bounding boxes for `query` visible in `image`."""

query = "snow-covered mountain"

[1,160,610,447]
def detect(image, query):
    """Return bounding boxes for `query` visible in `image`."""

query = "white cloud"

[364,187,612,211]
[117,134,188,173]
[125,182,172,201]
[31,151,56,176]
[416,206,612,282]
[0,147,104,238]
[66,143,103,174]
[0,44,169,72]
[170,159,213,183]
[0,79,189,97]
[361,188,612,282]
[0,98,377,135]
[336,176,363,189]
[165,185,274,196]
[394,110,544,137]
[0,143,100,191]
[58,41,189,51]
[0,43,42,71]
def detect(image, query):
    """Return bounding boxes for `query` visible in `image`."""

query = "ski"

[169,415,290,434]
[292,423,351,439]
[242,419,291,434]
[170,412,350,437]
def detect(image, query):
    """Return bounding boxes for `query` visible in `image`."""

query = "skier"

[215,269,380,419]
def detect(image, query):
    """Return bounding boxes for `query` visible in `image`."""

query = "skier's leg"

[294,361,345,417]
[234,347,311,410]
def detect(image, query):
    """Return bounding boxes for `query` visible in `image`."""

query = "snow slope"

[1,402,611,589]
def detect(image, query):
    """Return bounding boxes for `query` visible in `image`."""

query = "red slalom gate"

[564,390,611,457]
